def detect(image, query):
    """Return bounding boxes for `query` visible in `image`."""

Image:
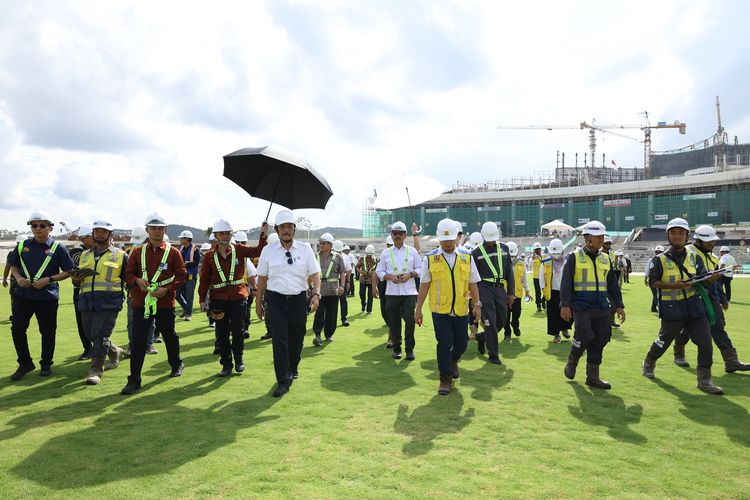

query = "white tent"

[541,219,575,232]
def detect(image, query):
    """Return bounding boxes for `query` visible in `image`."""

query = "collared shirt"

[198,242,265,304]
[180,244,201,277]
[10,237,75,301]
[342,252,354,273]
[356,255,378,284]
[419,249,481,284]
[375,244,422,296]
[317,251,346,296]
[719,254,736,277]
[257,240,320,295]
[125,240,187,308]
[560,246,624,309]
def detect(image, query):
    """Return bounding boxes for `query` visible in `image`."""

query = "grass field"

[1,274,749,499]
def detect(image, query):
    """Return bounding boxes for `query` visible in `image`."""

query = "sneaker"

[405,352,415,361]
[313,335,323,347]
[562,330,571,339]
[154,336,163,344]
[77,351,91,361]
[242,330,250,340]
[552,335,561,344]
[170,362,185,377]
[392,351,402,360]
[10,363,35,381]
[218,366,232,377]
[235,363,245,373]
[146,345,158,355]
[513,328,522,337]
[386,341,393,349]
[179,311,187,319]
[325,336,333,343]
[184,316,192,322]
[104,346,124,370]
[341,320,350,327]
[610,322,620,328]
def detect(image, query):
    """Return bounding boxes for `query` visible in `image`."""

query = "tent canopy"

[541,219,575,232]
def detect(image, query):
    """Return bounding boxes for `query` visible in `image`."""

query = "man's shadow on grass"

[320,343,416,396]
[11,375,281,489]
[499,337,532,359]
[568,383,646,445]
[418,358,514,402]
[543,340,570,362]
[394,391,475,457]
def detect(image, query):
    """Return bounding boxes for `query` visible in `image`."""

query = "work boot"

[476,333,486,354]
[10,363,36,381]
[585,364,611,390]
[696,366,724,395]
[121,376,141,395]
[86,358,105,385]
[104,346,124,370]
[438,375,452,395]
[642,355,657,379]
[564,352,581,380]
[218,365,233,377]
[450,360,460,379]
[673,343,689,367]
[720,348,750,373]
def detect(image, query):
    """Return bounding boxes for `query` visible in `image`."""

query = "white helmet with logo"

[391,221,407,232]
[506,241,518,257]
[27,210,54,225]
[200,242,211,251]
[92,219,114,232]
[78,224,93,238]
[655,245,665,252]
[365,244,375,254]
[532,242,542,249]
[603,235,613,244]
[213,219,232,232]
[234,230,248,243]
[436,218,458,241]
[694,224,719,242]
[319,232,334,244]
[582,220,607,236]
[179,230,193,239]
[481,222,500,242]
[274,210,295,226]
[548,238,564,255]
[666,217,690,231]
[130,226,148,243]
[144,212,167,227]
[454,220,464,234]
[267,233,280,245]
[333,240,345,252]
[386,235,394,245]
[469,232,484,246]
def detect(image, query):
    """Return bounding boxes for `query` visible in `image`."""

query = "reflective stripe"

[389,246,410,273]
[478,243,504,284]
[17,240,59,283]
[317,252,338,281]
[141,243,171,285]
[212,245,243,289]
[79,247,125,296]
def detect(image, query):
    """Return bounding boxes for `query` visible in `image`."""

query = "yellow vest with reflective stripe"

[428,253,471,316]
[513,259,525,297]
[687,244,718,271]
[79,247,126,295]
[542,259,553,300]
[658,247,697,301]
[532,254,542,278]
[573,248,611,293]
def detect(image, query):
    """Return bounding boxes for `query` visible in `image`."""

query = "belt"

[267,290,306,301]
[481,279,505,288]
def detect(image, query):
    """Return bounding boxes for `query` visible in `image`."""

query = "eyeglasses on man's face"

[286,251,293,264]
[31,223,49,229]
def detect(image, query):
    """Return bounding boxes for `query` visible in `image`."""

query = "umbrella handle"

[265,201,273,224]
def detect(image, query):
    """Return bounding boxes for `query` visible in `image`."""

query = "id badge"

[158,262,168,271]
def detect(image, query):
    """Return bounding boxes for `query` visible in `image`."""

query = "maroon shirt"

[125,241,187,309]
[198,239,266,304]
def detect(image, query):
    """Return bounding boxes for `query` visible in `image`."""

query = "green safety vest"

[212,245,245,289]
[478,243,504,284]
[17,240,59,283]
[141,243,175,287]
[388,246,411,273]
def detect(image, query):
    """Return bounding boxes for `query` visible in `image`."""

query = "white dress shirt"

[719,254,736,277]
[257,240,320,294]
[539,256,565,291]
[375,244,422,296]
[420,249,481,284]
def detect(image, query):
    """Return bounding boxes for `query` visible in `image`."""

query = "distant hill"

[167,225,362,242]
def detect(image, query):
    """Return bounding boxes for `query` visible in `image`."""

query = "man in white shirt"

[718,246,737,302]
[255,210,321,397]
[376,221,422,360]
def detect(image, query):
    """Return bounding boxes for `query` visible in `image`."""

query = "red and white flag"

[611,159,618,168]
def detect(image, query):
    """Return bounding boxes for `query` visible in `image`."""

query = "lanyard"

[389,246,410,273]
[17,240,59,283]
[478,243,503,281]
[214,245,237,284]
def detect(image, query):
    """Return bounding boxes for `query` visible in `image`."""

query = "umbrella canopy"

[541,219,575,232]
[223,146,333,218]
[371,174,446,210]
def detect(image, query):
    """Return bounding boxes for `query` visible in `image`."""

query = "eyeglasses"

[391,231,406,236]
[285,251,293,264]
[31,223,49,229]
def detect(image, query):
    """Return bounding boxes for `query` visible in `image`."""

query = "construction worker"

[8,210,75,380]
[718,246,737,302]
[333,240,351,327]
[560,220,625,389]
[531,242,546,311]
[415,218,482,395]
[504,241,531,338]
[471,221,514,365]
[343,245,356,297]
[176,230,200,321]
[233,230,258,339]
[72,219,127,385]
[672,225,750,374]
[601,235,621,328]
[198,219,267,377]
[645,245,664,313]
[641,218,724,395]
[69,224,95,360]
[539,238,572,343]
[121,213,187,395]
[124,226,157,357]
[312,233,347,345]
[356,244,377,314]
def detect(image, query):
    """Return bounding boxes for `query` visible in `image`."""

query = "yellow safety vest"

[573,248,611,294]
[79,247,126,295]
[542,259,553,300]
[513,259,525,297]
[532,254,542,278]
[428,252,471,316]
[687,244,718,271]
[658,247,697,302]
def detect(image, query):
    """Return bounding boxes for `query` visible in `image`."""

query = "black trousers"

[81,310,119,359]
[267,291,307,386]
[533,278,546,309]
[650,287,658,311]
[505,296,522,334]
[722,276,733,302]
[647,315,713,368]
[339,292,349,322]
[478,282,508,357]
[313,295,339,338]
[378,280,389,327]
[675,299,733,351]
[213,298,246,368]
[386,295,417,353]
[73,290,92,352]
[569,307,611,365]
[128,307,181,382]
[11,297,58,367]
[359,281,373,312]
[546,290,573,336]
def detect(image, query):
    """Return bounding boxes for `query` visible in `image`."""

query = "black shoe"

[504,335,511,341]
[514,328,521,337]
[78,351,91,361]
[610,322,620,328]
[10,363,35,381]
[341,320,350,327]
[179,311,186,319]
[40,366,53,377]
[154,337,163,344]
[218,366,232,377]
[488,356,503,365]
[292,371,299,379]
[476,333,486,355]
[242,330,250,340]
[213,348,220,355]
[235,363,245,373]
[170,362,185,377]
[650,308,658,313]
[405,352,415,361]
[260,332,272,340]
[121,380,141,395]
[392,351,402,359]
[272,384,289,397]
[208,321,215,327]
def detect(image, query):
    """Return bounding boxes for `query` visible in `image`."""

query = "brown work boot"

[720,348,750,373]
[696,366,724,395]
[438,375,452,395]
[642,355,657,379]
[673,343,690,367]
[86,358,105,385]
[104,345,124,370]
[450,360,460,379]
[585,364,611,390]
[564,352,581,380]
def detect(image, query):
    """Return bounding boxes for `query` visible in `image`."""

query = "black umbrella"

[223,146,334,221]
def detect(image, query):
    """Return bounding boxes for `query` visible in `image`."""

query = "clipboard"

[681,268,727,285]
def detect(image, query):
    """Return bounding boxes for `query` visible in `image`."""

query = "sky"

[2,0,750,233]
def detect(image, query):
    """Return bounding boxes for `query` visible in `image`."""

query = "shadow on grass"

[418,358,514,402]
[10,376,281,489]
[320,343,416,396]
[499,338,532,359]
[543,340,571,361]
[568,383,646,445]
[394,391,475,456]
[610,327,630,343]
[653,378,750,447]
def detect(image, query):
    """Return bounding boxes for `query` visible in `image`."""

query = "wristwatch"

[474,301,482,308]
[48,276,55,283]
[312,292,321,298]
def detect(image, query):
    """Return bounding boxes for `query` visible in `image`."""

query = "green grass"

[1,274,749,498]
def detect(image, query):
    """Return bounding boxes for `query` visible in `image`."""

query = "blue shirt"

[10,237,75,301]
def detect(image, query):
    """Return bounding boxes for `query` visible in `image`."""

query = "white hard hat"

[694,224,719,242]
[163,234,170,243]
[548,238,564,255]
[666,217,690,231]
[655,245,665,252]
[230,237,236,244]
[78,224,93,238]
[582,220,607,236]
[391,221,407,232]
[92,219,114,231]
[436,218,458,241]
[130,226,148,243]
[319,232,334,244]
[386,235,394,245]
[144,212,167,227]
[365,244,375,254]
[267,233,280,245]
[469,232,484,246]
[213,219,233,232]
[615,250,623,256]
[603,235,613,244]
[624,254,629,258]
[454,221,464,234]
[200,242,211,251]
[506,241,518,256]
[532,242,542,249]
[343,245,351,251]
[481,222,500,242]
[209,233,217,242]
[720,246,730,253]
[16,234,29,243]
[274,210,295,226]
[27,210,54,225]
[179,230,193,239]
[333,240,345,252]
[234,230,248,243]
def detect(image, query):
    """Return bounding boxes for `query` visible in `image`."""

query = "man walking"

[531,242,545,311]
[718,246,737,302]
[333,240,351,327]
[504,241,531,338]
[69,224,95,360]
[356,244,377,314]
[311,233,346,346]
[177,230,200,321]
